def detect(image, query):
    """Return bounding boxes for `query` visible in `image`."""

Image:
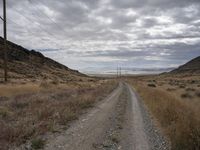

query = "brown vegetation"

[0,80,117,150]
[129,76,200,150]
[147,83,156,87]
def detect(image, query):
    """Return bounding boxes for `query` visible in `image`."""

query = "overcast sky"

[0,0,200,73]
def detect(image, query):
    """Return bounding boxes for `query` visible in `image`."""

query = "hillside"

[171,56,200,74]
[0,37,86,82]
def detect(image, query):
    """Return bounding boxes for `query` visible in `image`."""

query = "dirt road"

[44,82,169,150]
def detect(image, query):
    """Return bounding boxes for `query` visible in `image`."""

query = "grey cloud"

[65,41,200,63]
[110,0,200,9]
[140,18,158,28]
[83,49,154,58]
[1,0,200,72]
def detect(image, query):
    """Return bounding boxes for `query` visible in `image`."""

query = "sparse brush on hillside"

[0,80,117,150]
[131,80,200,150]
[39,80,50,88]
[0,37,87,83]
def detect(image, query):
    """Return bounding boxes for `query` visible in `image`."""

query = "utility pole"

[116,66,118,78]
[2,0,8,82]
[119,67,121,78]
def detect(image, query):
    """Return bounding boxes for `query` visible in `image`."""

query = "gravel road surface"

[43,82,170,150]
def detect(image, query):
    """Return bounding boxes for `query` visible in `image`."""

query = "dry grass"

[129,77,200,150]
[0,83,40,97]
[0,80,117,150]
[0,79,89,97]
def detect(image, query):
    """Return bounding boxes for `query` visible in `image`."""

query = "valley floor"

[2,74,199,150]
[16,82,169,150]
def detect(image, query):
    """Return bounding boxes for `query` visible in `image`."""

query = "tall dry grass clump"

[132,81,200,150]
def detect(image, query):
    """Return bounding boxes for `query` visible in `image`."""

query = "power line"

[27,0,68,38]
[3,7,57,49]
[5,19,47,51]
[3,0,78,59]
[28,0,68,36]
[3,16,61,56]
[6,4,62,49]
[7,2,63,40]
[7,17,40,38]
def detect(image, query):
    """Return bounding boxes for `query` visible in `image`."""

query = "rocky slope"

[171,56,200,74]
[0,37,86,82]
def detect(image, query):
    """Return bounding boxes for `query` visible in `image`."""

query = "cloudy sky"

[0,0,200,73]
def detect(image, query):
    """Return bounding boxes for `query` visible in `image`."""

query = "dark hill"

[0,37,86,82]
[171,56,200,74]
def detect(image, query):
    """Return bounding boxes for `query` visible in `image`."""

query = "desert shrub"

[181,93,193,99]
[10,99,28,109]
[185,88,195,92]
[31,138,45,149]
[88,79,95,82]
[31,79,36,83]
[167,88,176,91]
[147,83,156,87]
[36,106,54,121]
[51,78,59,85]
[111,132,120,144]
[148,80,156,83]
[39,80,50,88]
[195,91,200,97]
[59,107,78,125]
[0,107,12,118]
[179,85,185,88]
[190,80,196,84]
[78,98,94,109]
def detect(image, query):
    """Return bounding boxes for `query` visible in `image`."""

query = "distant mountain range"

[85,56,200,75]
[0,37,86,82]
[84,67,175,75]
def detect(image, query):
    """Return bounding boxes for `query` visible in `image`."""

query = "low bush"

[147,83,156,87]
[166,88,176,92]
[51,78,59,85]
[195,91,200,97]
[0,107,12,119]
[39,80,50,88]
[181,93,193,99]
[179,85,185,88]
[31,138,45,149]
[185,88,195,92]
